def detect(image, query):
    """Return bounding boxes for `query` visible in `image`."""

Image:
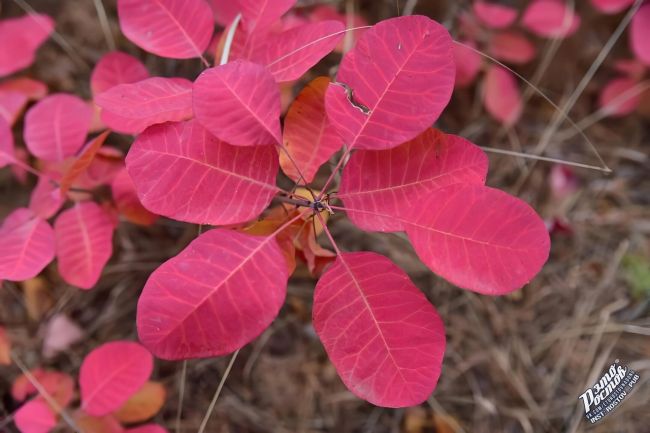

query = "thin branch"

[515,0,643,187]
[453,40,612,174]
[479,147,612,172]
[220,14,242,66]
[91,0,116,51]
[318,146,353,200]
[175,360,188,433]
[197,349,240,433]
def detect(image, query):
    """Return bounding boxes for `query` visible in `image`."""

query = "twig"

[91,0,116,51]
[197,350,240,433]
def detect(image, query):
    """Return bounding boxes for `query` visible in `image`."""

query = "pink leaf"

[193,60,282,145]
[96,77,193,134]
[137,229,289,359]
[91,51,149,97]
[521,0,581,38]
[339,129,488,232]
[598,77,642,117]
[631,2,650,66]
[80,341,153,416]
[453,40,483,88]
[281,77,344,183]
[42,314,84,358]
[126,425,168,433]
[308,5,368,53]
[256,21,345,82]
[54,202,115,289]
[325,16,455,150]
[405,184,550,295]
[488,31,537,64]
[0,14,54,77]
[473,1,518,29]
[29,177,64,219]
[590,0,635,14]
[24,94,92,161]
[126,120,278,225]
[238,0,296,35]
[117,0,214,59]
[14,399,56,433]
[613,59,647,80]
[313,252,445,407]
[0,208,55,281]
[483,65,522,126]
[111,168,159,226]
[0,116,15,168]
[0,90,29,125]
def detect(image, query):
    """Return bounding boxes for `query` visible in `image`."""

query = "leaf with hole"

[325,15,455,150]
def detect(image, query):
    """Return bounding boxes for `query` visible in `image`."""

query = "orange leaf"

[113,381,166,424]
[59,131,110,196]
[21,277,53,321]
[0,326,11,365]
[74,410,124,433]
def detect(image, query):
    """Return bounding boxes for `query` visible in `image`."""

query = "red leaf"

[11,369,75,407]
[613,58,646,80]
[111,168,158,226]
[0,78,48,100]
[24,94,92,161]
[54,202,115,289]
[521,0,581,38]
[257,21,345,82]
[325,16,455,150]
[117,0,214,59]
[631,2,650,66]
[96,77,193,134]
[80,341,153,416]
[483,65,522,126]
[453,40,482,88]
[137,229,289,359]
[126,120,278,225]
[599,77,642,117]
[0,91,29,125]
[238,0,296,35]
[473,1,518,29]
[0,14,54,77]
[193,60,282,145]
[14,399,56,433]
[590,0,634,14]
[91,51,149,97]
[488,31,536,64]
[209,0,240,26]
[125,425,167,433]
[29,177,64,219]
[59,131,111,196]
[313,252,445,407]
[339,129,488,232]
[77,146,125,189]
[405,184,550,295]
[0,116,15,168]
[281,77,343,183]
[0,208,55,281]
